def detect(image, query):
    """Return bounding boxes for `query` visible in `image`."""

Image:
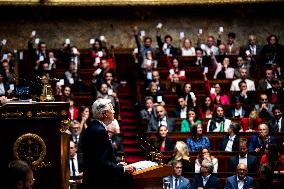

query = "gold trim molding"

[0,0,282,6]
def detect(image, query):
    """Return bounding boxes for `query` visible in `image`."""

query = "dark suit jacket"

[218,135,240,151]
[147,116,176,132]
[267,117,284,134]
[229,154,258,174]
[69,152,84,177]
[226,107,249,118]
[190,174,221,189]
[248,134,276,152]
[224,175,255,189]
[81,120,127,189]
[163,175,190,189]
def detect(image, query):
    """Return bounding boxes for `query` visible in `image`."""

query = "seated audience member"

[230,68,255,91]
[68,98,79,121]
[234,56,252,79]
[156,28,177,56]
[90,38,109,67]
[224,163,256,189]
[191,159,221,189]
[108,119,121,134]
[197,35,219,56]
[195,147,218,173]
[167,73,182,95]
[259,34,284,65]
[133,25,157,59]
[267,78,284,104]
[248,123,276,152]
[181,108,201,132]
[260,144,284,172]
[70,120,83,152]
[144,82,165,105]
[153,125,175,152]
[180,37,196,56]
[227,96,250,118]
[257,68,273,91]
[254,93,274,119]
[218,123,240,152]
[108,126,124,156]
[192,48,210,68]
[186,124,211,152]
[7,159,34,189]
[150,70,164,93]
[77,106,90,131]
[232,80,255,105]
[258,164,274,189]
[168,141,191,172]
[147,105,175,132]
[207,105,232,132]
[69,141,84,178]
[104,71,119,94]
[242,35,262,57]
[0,72,10,96]
[229,138,258,174]
[166,57,186,81]
[57,85,74,102]
[267,105,284,134]
[163,160,190,189]
[96,82,117,107]
[198,96,215,119]
[182,82,197,109]
[203,73,230,106]
[239,110,262,132]
[141,50,157,80]
[271,62,283,79]
[140,96,155,120]
[173,96,188,119]
[225,32,240,55]
[212,55,234,79]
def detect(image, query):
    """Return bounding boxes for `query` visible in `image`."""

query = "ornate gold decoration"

[13,133,47,169]
[0,0,280,6]
[1,111,24,118]
[40,84,55,102]
[26,111,33,118]
[61,110,67,116]
[60,119,70,133]
[36,110,58,117]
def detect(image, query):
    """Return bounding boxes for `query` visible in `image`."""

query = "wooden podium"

[132,164,172,189]
[0,102,69,189]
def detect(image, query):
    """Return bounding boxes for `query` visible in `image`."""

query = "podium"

[0,102,69,189]
[131,163,172,189]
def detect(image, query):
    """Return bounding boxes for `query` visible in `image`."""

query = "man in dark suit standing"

[147,105,176,132]
[69,141,83,189]
[81,99,135,189]
[229,139,258,174]
[191,159,221,189]
[224,163,256,189]
[163,160,190,189]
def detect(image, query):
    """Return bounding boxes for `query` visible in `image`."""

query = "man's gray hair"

[92,98,111,120]
[201,159,214,174]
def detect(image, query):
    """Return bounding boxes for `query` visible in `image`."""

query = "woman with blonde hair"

[168,141,191,172]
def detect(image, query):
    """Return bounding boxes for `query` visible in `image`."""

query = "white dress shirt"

[239,154,248,165]
[225,135,236,152]
[69,154,79,176]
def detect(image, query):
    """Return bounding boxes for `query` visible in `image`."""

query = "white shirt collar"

[97,120,108,131]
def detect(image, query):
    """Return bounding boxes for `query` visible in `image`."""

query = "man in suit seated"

[147,105,175,132]
[163,160,190,189]
[224,163,256,189]
[267,105,284,134]
[229,138,258,174]
[69,141,83,189]
[191,159,221,189]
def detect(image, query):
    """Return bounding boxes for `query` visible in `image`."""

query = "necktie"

[219,121,224,132]
[175,178,178,189]
[275,120,279,132]
[71,158,76,176]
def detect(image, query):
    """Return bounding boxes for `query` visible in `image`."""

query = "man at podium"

[81,99,135,189]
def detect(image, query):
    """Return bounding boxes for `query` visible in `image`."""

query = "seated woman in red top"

[203,72,230,106]
[198,96,215,119]
[166,56,186,81]
[239,110,262,132]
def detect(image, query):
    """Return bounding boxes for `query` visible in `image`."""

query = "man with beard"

[267,105,284,134]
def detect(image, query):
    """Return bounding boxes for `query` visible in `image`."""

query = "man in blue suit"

[163,160,190,189]
[190,159,221,189]
[224,163,255,189]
